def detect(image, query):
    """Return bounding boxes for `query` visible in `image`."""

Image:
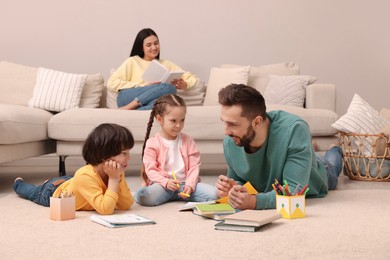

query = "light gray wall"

[1,0,389,115]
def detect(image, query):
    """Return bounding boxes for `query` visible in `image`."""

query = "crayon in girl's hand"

[179,192,190,197]
[171,171,180,188]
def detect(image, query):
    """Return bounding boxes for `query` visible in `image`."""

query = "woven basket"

[339,132,390,181]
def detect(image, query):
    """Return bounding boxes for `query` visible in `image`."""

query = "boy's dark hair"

[82,123,134,166]
[140,94,186,183]
[218,84,267,121]
[130,28,160,59]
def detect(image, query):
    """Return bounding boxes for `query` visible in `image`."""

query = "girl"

[13,123,135,215]
[134,94,218,206]
[108,28,198,110]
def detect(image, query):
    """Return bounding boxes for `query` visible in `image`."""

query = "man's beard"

[230,125,256,150]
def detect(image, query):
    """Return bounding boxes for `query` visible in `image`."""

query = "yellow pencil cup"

[276,195,306,219]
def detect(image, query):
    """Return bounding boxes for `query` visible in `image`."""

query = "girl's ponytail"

[140,106,157,185]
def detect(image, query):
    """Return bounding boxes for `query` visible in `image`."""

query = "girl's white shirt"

[161,134,185,181]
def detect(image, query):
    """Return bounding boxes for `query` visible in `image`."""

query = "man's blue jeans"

[316,146,343,190]
[117,83,176,110]
[13,176,72,207]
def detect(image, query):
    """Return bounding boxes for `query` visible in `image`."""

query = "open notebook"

[90,214,155,228]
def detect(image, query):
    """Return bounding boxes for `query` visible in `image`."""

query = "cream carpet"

[1,172,390,259]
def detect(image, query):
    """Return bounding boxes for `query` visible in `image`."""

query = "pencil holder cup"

[276,195,306,219]
[50,196,76,221]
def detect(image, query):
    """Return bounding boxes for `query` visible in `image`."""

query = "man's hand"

[228,185,257,210]
[216,175,237,198]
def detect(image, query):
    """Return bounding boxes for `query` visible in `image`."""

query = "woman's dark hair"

[140,94,186,183]
[218,84,267,121]
[82,123,134,166]
[130,28,160,59]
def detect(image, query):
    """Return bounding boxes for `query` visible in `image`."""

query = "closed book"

[214,222,260,232]
[223,210,282,227]
[90,214,155,228]
[192,209,227,221]
[195,203,236,215]
[178,200,216,211]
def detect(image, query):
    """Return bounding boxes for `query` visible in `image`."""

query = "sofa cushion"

[79,73,104,108]
[48,106,226,143]
[0,104,53,144]
[49,104,338,149]
[263,75,317,107]
[28,67,88,112]
[0,61,38,106]
[203,66,250,106]
[221,62,300,93]
[49,108,152,141]
[267,104,339,136]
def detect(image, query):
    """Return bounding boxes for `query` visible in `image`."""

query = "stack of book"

[214,210,282,232]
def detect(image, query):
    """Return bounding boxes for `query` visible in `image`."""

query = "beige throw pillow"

[263,75,317,107]
[79,73,104,108]
[222,62,300,93]
[203,66,250,106]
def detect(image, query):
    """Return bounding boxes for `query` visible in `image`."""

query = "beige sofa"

[0,62,56,164]
[0,61,339,176]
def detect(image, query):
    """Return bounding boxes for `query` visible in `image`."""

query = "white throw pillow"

[203,66,250,106]
[222,62,300,93]
[263,75,317,107]
[332,94,390,155]
[28,67,87,112]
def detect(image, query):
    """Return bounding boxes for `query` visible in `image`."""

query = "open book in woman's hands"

[142,60,183,84]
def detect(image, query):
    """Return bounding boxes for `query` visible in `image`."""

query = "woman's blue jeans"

[316,146,343,190]
[117,83,176,110]
[134,182,218,206]
[13,176,72,207]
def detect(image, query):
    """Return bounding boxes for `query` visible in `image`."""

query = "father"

[216,84,342,210]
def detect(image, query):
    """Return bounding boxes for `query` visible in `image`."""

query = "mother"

[108,28,198,110]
